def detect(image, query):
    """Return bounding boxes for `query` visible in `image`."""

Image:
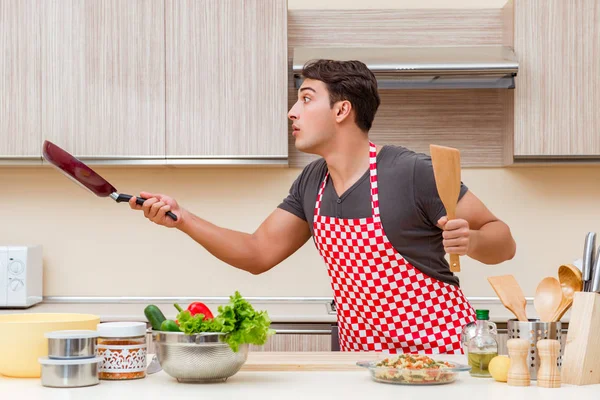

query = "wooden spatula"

[487,275,529,322]
[430,144,462,272]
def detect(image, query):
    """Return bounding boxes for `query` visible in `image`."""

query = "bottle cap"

[476,309,490,320]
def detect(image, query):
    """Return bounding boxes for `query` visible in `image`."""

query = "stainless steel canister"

[38,356,102,388]
[45,330,98,359]
[506,319,562,380]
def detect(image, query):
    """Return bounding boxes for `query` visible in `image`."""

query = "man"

[130,59,516,354]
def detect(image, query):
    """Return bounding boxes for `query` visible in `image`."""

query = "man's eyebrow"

[299,87,316,93]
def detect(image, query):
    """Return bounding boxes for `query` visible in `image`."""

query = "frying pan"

[42,140,178,221]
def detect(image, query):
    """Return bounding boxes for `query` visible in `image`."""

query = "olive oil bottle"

[467,309,498,377]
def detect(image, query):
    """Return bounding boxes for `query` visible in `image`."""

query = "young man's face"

[287,79,337,154]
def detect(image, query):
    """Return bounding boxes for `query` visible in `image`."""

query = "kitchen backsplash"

[2,164,600,298]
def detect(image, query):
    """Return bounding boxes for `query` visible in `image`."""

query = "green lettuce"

[176,291,275,352]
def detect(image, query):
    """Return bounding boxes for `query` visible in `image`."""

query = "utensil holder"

[561,292,600,385]
[507,319,562,381]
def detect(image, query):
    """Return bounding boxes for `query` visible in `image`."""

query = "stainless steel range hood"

[292,46,518,90]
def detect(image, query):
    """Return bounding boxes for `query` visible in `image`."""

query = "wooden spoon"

[534,277,563,322]
[487,275,528,322]
[430,144,462,272]
[551,264,583,321]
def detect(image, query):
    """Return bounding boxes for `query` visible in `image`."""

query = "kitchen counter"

[0,353,596,399]
[0,297,569,324]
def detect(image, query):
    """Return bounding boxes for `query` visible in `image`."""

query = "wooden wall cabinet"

[165,0,288,161]
[0,0,42,162]
[513,0,600,159]
[287,8,515,168]
[9,1,598,165]
[1,0,288,164]
[41,0,166,159]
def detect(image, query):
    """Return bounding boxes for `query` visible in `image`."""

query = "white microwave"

[0,245,43,308]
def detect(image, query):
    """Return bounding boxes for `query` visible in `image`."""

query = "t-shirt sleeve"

[277,169,308,222]
[413,155,469,227]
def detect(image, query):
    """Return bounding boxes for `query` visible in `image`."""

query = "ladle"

[534,277,563,323]
[551,264,583,321]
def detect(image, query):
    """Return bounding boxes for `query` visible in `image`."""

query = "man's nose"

[288,103,299,120]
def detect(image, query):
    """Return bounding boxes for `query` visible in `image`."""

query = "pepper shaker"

[537,339,561,388]
[507,338,530,386]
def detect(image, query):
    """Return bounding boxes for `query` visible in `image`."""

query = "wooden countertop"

[241,351,463,371]
[242,351,382,371]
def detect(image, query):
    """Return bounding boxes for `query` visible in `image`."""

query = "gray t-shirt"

[278,145,468,287]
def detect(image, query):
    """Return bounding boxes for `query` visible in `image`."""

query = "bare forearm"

[177,209,265,274]
[467,221,516,264]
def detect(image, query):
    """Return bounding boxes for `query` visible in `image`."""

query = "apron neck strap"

[314,142,380,219]
[368,141,380,218]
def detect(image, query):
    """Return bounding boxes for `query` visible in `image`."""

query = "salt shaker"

[507,338,530,386]
[537,339,561,388]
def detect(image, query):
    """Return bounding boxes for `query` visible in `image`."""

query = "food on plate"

[144,304,167,330]
[144,291,275,353]
[376,354,454,369]
[370,354,460,384]
[488,355,510,382]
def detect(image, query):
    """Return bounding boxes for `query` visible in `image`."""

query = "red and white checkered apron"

[313,142,475,354]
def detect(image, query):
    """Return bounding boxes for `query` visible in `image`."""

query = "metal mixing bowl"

[151,331,248,383]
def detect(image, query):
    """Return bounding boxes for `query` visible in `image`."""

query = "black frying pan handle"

[115,194,178,221]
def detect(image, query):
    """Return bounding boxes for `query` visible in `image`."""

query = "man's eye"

[303,97,311,102]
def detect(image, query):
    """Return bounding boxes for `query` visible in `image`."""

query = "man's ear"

[334,100,352,123]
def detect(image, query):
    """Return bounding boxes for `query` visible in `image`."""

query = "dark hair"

[300,59,380,132]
